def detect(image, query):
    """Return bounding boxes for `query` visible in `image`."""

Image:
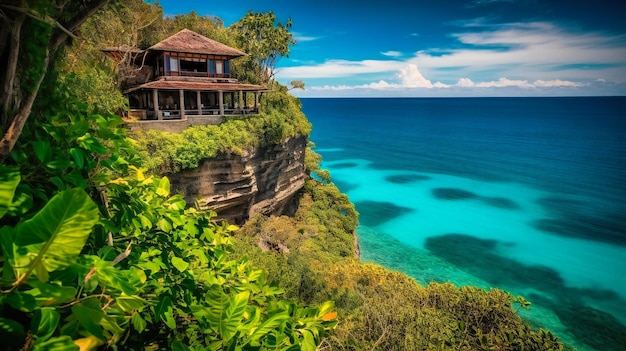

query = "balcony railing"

[137,108,260,121]
[164,70,230,79]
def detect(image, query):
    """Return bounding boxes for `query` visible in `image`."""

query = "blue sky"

[157,0,626,97]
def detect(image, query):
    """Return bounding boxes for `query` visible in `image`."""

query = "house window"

[215,60,224,74]
[169,56,179,72]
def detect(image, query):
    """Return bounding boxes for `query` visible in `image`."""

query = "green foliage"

[18,19,52,94]
[1,89,336,351]
[232,178,359,306]
[230,11,296,84]
[133,89,311,173]
[320,261,563,351]
[288,80,306,91]
[59,70,128,115]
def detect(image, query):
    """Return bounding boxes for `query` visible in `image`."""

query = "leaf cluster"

[230,11,295,84]
[0,85,336,350]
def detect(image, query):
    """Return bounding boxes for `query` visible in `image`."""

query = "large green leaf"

[300,329,317,351]
[131,312,147,333]
[155,176,170,197]
[31,307,60,342]
[0,317,26,347]
[220,291,250,341]
[171,256,189,272]
[24,281,77,307]
[12,188,99,281]
[154,295,176,329]
[248,310,289,344]
[32,335,79,351]
[33,140,52,163]
[72,299,105,339]
[0,165,20,218]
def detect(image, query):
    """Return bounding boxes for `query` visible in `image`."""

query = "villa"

[103,29,268,128]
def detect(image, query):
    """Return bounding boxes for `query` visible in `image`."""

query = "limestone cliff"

[169,135,307,223]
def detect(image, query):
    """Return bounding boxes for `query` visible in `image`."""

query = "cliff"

[169,134,307,223]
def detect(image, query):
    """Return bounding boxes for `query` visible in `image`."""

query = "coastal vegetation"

[232,155,564,350]
[1,1,565,350]
[134,86,311,174]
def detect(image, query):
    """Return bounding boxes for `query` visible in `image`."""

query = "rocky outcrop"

[169,135,307,223]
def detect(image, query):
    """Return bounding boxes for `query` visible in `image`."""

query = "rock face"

[169,135,307,223]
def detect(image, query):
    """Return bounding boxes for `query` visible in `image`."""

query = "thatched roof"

[148,29,245,57]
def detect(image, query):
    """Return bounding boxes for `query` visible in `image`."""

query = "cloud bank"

[277,20,626,96]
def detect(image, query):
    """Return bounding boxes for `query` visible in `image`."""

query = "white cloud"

[455,77,476,87]
[381,51,403,57]
[292,32,320,42]
[532,79,583,88]
[453,77,583,88]
[417,22,626,81]
[307,70,584,93]
[277,59,406,79]
[277,20,626,96]
[398,64,433,88]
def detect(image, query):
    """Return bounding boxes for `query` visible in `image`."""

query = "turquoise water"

[301,97,626,351]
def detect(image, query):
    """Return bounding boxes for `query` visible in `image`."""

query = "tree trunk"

[0,0,110,162]
[0,53,49,160]
[0,0,26,127]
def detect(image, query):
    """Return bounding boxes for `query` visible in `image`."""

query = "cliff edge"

[169,135,307,223]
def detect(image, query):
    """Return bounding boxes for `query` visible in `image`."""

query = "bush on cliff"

[133,87,311,174]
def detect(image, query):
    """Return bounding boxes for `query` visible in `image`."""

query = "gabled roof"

[148,29,246,57]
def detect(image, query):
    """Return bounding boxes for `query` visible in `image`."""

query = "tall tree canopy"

[230,11,295,84]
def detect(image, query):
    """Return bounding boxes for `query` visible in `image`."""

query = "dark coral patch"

[425,233,626,351]
[386,174,431,184]
[529,294,626,351]
[425,234,564,291]
[354,200,413,227]
[533,216,626,246]
[482,196,520,210]
[330,162,359,169]
[536,196,584,212]
[534,196,626,246]
[432,188,477,200]
[432,188,519,210]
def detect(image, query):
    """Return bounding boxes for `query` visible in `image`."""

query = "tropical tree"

[230,11,295,84]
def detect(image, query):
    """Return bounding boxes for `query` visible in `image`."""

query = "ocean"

[300,97,626,351]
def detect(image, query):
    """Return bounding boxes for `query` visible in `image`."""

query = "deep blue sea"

[300,97,626,351]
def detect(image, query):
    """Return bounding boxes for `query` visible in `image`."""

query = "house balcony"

[127,106,261,133]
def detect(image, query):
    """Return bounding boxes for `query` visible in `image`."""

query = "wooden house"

[103,29,268,124]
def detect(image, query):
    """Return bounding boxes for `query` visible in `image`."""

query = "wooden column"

[239,90,244,111]
[179,89,185,118]
[197,91,202,115]
[153,89,161,120]
[254,92,259,111]
[218,90,224,116]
